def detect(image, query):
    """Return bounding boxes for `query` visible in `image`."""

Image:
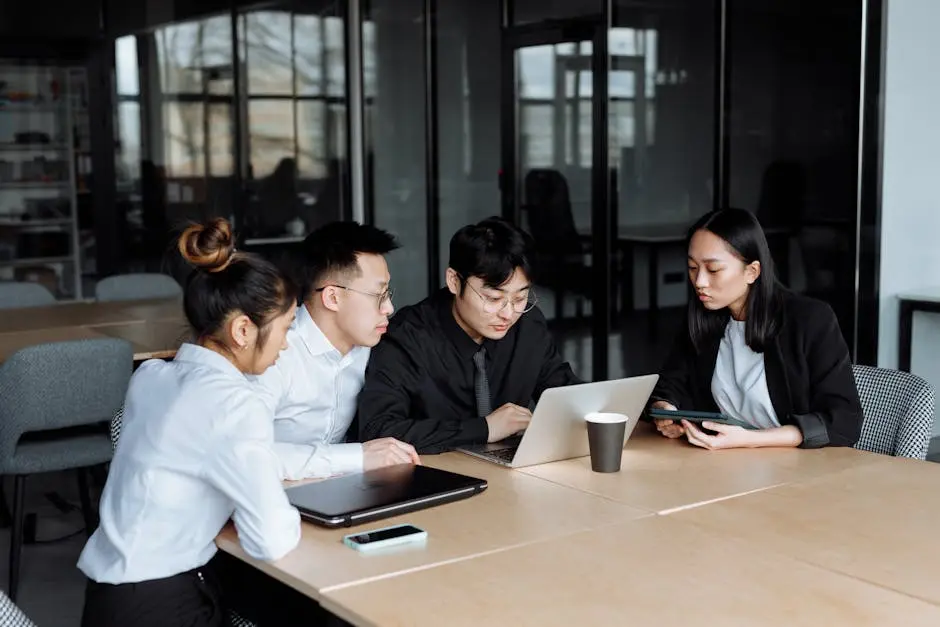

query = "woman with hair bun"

[77,218,302,627]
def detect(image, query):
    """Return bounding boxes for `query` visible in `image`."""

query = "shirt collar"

[295,303,368,363]
[295,304,337,357]
[433,287,497,360]
[174,343,246,379]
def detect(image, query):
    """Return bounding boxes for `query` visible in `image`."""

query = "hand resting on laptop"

[363,438,421,471]
[486,403,532,443]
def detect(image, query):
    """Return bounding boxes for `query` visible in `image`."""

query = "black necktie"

[473,347,492,418]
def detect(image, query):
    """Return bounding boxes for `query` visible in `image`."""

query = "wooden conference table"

[217,424,940,625]
[0,298,187,363]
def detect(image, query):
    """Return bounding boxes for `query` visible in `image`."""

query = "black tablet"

[648,408,757,430]
[285,464,488,528]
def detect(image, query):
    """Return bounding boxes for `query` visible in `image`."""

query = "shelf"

[1,62,86,300]
[0,104,65,113]
[0,255,73,268]
[0,181,70,190]
[0,219,72,228]
[0,143,68,152]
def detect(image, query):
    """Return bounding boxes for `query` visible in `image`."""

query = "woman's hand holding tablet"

[647,407,757,430]
[648,404,765,450]
[649,401,686,439]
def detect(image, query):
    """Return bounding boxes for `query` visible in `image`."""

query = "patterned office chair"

[228,612,257,627]
[0,591,36,627]
[109,405,124,452]
[852,364,935,460]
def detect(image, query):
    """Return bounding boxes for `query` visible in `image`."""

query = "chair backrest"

[852,364,936,459]
[0,339,134,468]
[228,610,257,627]
[0,282,56,309]
[522,168,582,255]
[0,590,37,627]
[95,273,182,302]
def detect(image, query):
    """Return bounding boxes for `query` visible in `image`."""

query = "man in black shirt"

[358,216,581,453]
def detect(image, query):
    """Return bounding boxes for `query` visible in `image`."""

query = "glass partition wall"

[105,0,872,378]
[111,1,350,278]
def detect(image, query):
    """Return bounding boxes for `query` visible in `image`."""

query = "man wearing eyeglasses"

[358,216,581,454]
[251,221,420,480]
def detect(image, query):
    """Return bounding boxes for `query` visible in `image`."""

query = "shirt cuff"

[791,412,830,449]
[328,443,364,476]
[273,442,328,481]
[459,417,489,446]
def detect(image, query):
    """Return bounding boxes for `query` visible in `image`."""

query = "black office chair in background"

[521,169,593,323]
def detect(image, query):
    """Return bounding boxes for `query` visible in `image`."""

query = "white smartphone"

[342,523,428,553]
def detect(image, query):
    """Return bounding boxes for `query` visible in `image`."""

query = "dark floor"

[0,471,92,626]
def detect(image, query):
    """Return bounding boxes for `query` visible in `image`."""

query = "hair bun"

[178,218,236,273]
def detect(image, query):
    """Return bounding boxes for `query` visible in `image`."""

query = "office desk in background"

[0,298,186,363]
[0,298,183,333]
[0,300,142,333]
[0,326,104,361]
[578,224,792,326]
[93,319,191,361]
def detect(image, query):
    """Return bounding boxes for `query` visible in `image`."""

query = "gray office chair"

[0,282,55,309]
[0,591,36,627]
[109,409,259,627]
[0,338,133,601]
[852,364,936,460]
[95,273,182,302]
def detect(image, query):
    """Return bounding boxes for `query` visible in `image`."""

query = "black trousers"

[82,553,348,627]
[81,562,223,627]
[213,551,345,627]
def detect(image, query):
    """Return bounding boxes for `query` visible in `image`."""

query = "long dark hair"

[687,209,782,353]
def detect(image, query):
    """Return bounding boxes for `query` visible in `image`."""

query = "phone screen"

[347,525,423,545]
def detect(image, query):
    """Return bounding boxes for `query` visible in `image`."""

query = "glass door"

[503,22,612,381]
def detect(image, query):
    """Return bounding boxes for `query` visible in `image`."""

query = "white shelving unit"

[0,62,85,299]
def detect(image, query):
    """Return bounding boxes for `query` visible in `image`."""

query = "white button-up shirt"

[77,344,301,585]
[252,305,368,479]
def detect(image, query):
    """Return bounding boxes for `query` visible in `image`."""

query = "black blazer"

[650,291,862,449]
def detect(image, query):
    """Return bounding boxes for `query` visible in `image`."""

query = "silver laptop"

[456,374,659,468]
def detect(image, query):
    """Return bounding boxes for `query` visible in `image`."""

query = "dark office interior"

[0,0,897,623]
[0,0,883,378]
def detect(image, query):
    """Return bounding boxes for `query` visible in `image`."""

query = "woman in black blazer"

[650,208,863,450]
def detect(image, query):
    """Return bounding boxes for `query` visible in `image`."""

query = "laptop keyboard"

[487,447,517,463]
